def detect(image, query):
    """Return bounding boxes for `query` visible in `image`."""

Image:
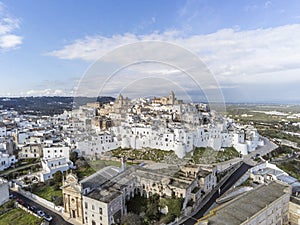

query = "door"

[72,210,76,218]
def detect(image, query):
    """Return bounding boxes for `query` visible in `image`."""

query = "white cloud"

[47,24,300,99]
[0,34,22,48]
[264,1,272,8]
[47,24,300,87]
[47,30,182,61]
[0,2,22,50]
[23,89,67,96]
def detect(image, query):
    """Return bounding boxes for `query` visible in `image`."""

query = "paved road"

[248,137,278,158]
[11,190,72,225]
[180,163,252,225]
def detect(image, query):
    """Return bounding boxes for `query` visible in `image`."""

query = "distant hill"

[0,96,115,116]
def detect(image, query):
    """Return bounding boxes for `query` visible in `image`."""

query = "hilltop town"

[0,93,299,225]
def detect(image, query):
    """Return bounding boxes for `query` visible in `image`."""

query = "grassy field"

[0,200,14,212]
[277,160,300,180]
[192,147,240,164]
[88,159,121,170]
[32,183,62,202]
[76,165,96,179]
[111,148,177,162]
[0,208,42,225]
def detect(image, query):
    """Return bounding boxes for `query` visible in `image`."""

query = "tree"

[75,158,89,168]
[52,196,63,206]
[52,171,63,183]
[121,213,141,225]
[70,151,79,163]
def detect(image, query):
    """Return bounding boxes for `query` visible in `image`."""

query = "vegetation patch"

[0,208,42,225]
[111,148,177,162]
[277,160,300,180]
[29,171,63,205]
[192,147,240,164]
[88,159,121,170]
[0,200,15,215]
[125,194,183,225]
[263,145,294,160]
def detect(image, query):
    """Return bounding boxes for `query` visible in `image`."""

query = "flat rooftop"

[199,181,291,225]
[86,187,122,203]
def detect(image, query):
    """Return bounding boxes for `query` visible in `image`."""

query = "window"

[99,207,103,215]
[85,202,88,209]
[92,205,95,210]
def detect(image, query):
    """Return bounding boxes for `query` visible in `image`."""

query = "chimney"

[121,156,126,171]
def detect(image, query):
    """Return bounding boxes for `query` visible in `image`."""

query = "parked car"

[16,198,25,205]
[29,206,38,213]
[9,194,14,199]
[43,214,53,222]
[37,210,45,217]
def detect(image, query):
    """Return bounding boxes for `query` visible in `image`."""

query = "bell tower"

[169,90,175,105]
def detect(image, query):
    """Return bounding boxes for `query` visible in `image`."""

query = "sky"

[1,0,300,103]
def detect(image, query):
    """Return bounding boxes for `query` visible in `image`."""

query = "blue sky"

[1,0,300,103]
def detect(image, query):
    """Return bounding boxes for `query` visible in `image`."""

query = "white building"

[76,133,119,159]
[0,153,16,171]
[39,143,72,182]
[197,181,291,225]
[232,127,264,155]
[72,92,264,158]
[112,121,263,158]
[0,125,6,138]
[43,144,70,160]
[18,143,42,159]
[40,157,72,182]
[0,178,9,205]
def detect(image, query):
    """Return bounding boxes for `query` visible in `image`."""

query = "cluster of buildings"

[0,108,74,181]
[1,94,300,224]
[0,92,265,180]
[72,91,264,158]
[196,161,300,225]
[61,160,217,225]
[0,110,18,171]
[197,180,292,225]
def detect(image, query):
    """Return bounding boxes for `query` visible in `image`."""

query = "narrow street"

[179,163,252,225]
[11,190,72,225]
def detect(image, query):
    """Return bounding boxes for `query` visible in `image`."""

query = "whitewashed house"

[0,153,16,171]
[0,178,9,205]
